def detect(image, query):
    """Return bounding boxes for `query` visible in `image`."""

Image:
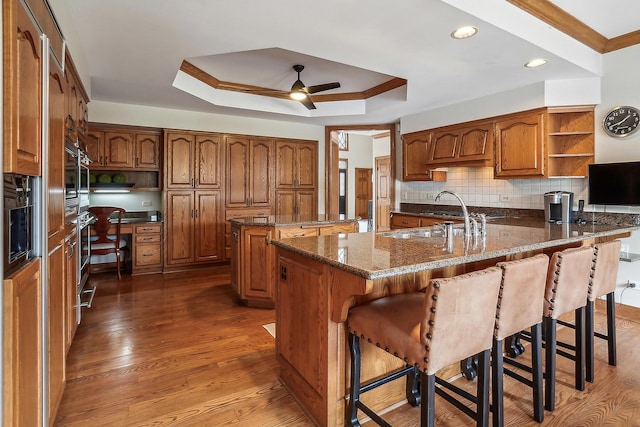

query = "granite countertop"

[230,215,359,227]
[270,220,640,280]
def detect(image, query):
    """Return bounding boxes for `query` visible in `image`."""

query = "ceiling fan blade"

[299,96,316,110]
[305,82,341,94]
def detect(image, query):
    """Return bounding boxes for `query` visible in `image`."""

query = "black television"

[588,161,640,206]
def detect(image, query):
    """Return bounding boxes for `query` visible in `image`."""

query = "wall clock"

[602,106,640,137]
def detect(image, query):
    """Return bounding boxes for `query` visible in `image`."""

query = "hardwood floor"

[56,266,640,426]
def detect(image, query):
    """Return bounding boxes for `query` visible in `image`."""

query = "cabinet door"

[86,130,104,165]
[5,3,42,175]
[275,141,296,188]
[48,242,65,422]
[3,259,43,427]
[166,191,195,265]
[297,190,317,219]
[195,191,222,262]
[458,123,493,163]
[104,132,135,168]
[242,227,274,301]
[249,139,273,206]
[297,142,317,188]
[65,232,78,349]
[166,133,195,189]
[275,190,296,217]
[135,133,160,169]
[495,112,545,178]
[66,70,79,142]
[195,134,222,189]
[225,137,250,207]
[429,130,458,163]
[402,132,431,181]
[48,54,66,241]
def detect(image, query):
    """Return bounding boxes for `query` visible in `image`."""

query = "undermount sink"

[380,226,464,239]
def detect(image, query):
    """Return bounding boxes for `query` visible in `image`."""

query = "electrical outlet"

[628,280,639,290]
[499,194,511,202]
[141,201,152,207]
[426,193,436,201]
[403,192,408,199]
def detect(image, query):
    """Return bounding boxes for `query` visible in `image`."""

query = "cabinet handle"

[142,254,153,257]
[99,155,103,164]
[142,237,152,241]
[191,209,194,218]
[195,209,198,218]
[67,240,76,259]
[191,178,194,187]
[265,231,271,245]
[232,230,239,242]
[136,157,139,166]
[105,156,109,164]
[495,163,499,174]
[66,115,75,134]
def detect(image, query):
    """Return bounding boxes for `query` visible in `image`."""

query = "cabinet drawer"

[390,215,421,228]
[278,227,319,239]
[135,224,161,234]
[135,234,160,243]
[135,243,161,266]
[318,224,356,235]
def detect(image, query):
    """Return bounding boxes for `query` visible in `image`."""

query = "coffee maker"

[544,191,573,223]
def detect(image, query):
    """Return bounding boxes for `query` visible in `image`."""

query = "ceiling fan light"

[290,91,307,100]
[451,26,478,39]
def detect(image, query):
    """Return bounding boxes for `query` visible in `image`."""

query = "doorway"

[325,124,396,230]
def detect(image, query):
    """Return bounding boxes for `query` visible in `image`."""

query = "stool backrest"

[544,246,594,319]
[589,240,622,301]
[495,254,549,340]
[421,267,502,375]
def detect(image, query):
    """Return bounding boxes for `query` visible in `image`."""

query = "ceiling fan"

[288,64,341,110]
[245,64,341,110]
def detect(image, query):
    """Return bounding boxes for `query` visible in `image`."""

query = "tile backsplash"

[399,167,640,214]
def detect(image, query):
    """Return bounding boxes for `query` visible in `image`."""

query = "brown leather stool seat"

[542,246,595,412]
[586,240,621,382]
[492,254,549,427]
[347,267,503,427]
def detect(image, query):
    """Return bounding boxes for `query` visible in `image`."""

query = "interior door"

[376,156,391,231]
[354,168,372,219]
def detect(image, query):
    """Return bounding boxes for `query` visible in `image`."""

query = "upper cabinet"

[401,131,446,182]
[3,1,43,175]
[165,131,222,189]
[546,106,594,178]
[88,124,162,171]
[494,109,546,179]
[65,56,89,145]
[275,140,317,189]
[427,120,494,167]
[225,136,273,208]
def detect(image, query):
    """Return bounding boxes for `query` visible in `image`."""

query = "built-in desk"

[90,221,163,275]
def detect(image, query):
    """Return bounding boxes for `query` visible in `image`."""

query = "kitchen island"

[270,220,638,427]
[230,215,359,307]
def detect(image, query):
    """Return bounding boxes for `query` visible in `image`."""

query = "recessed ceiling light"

[525,58,548,68]
[451,26,478,39]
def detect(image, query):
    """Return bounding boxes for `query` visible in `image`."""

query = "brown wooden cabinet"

[88,125,161,170]
[65,229,78,350]
[3,259,43,427]
[65,57,89,144]
[225,136,273,208]
[164,191,223,268]
[3,1,42,175]
[275,189,317,220]
[132,224,163,274]
[546,106,594,177]
[165,131,222,189]
[48,52,66,243]
[495,109,546,178]
[48,242,66,421]
[275,140,317,189]
[224,208,272,260]
[428,120,494,166]
[401,132,447,182]
[390,212,461,229]
[231,220,357,307]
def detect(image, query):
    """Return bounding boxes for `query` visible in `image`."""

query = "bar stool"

[542,246,594,412]
[492,254,549,427]
[587,240,621,381]
[346,267,503,427]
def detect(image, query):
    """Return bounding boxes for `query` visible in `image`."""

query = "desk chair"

[89,206,128,279]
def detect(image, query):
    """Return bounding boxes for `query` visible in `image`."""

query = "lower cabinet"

[48,241,66,422]
[275,190,317,220]
[65,228,78,351]
[231,221,358,307]
[132,224,163,274]
[165,190,223,268]
[3,258,43,427]
[390,212,461,229]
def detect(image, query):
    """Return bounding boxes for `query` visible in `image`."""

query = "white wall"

[340,134,373,218]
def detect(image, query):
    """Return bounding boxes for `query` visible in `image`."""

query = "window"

[337,131,349,151]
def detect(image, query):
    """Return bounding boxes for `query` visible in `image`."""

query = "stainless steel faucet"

[434,190,471,238]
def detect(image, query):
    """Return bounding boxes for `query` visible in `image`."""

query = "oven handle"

[80,286,97,309]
